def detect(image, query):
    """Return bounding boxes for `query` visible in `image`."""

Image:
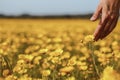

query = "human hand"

[91,0,120,41]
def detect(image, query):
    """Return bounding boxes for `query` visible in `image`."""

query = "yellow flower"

[41,70,51,76]
[18,74,32,80]
[79,65,88,71]
[33,56,42,65]
[67,56,77,66]
[99,41,106,47]
[42,62,50,69]
[2,69,10,77]
[49,49,63,57]
[76,61,86,66]
[54,48,63,56]
[18,54,34,62]
[61,52,70,59]
[79,57,87,61]
[17,59,25,65]
[58,72,67,76]
[5,75,17,80]
[51,57,60,64]
[0,49,3,54]
[39,48,48,54]
[100,47,111,53]
[13,66,27,74]
[84,35,94,43]
[66,76,76,80]
[59,66,74,73]
[100,66,120,80]
[50,64,55,70]
[53,37,62,43]
[67,59,76,66]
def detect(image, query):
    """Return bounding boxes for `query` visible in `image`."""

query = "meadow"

[0,18,120,80]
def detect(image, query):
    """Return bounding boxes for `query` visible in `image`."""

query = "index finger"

[94,16,108,41]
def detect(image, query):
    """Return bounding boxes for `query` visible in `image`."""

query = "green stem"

[0,55,3,77]
[3,55,12,70]
[89,43,100,78]
[0,60,2,77]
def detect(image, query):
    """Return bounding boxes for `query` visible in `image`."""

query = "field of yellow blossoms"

[0,19,120,80]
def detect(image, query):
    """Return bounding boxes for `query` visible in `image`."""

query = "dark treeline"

[0,14,93,19]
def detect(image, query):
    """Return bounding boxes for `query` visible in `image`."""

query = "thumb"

[90,5,102,21]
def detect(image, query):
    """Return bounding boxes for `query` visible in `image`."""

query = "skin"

[90,0,120,41]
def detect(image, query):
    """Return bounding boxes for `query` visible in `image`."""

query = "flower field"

[0,19,120,80]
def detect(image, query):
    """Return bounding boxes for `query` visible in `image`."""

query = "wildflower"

[39,48,48,54]
[2,69,10,77]
[66,76,76,80]
[98,57,110,66]
[13,66,27,74]
[100,47,111,53]
[41,70,51,76]
[18,54,34,62]
[99,41,106,47]
[51,57,60,64]
[80,65,88,71]
[80,47,88,53]
[49,49,63,57]
[18,74,32,80]
[42,62,50,69]
[100,66,120,80]
[50,64,55,70]
[61,52,70,59]
[33,56,42,65]
[76,61,86,66]
[84,35,94,43]
[0,49,3,54]
[13,60,28,74]
[17,59,25,65]
[58,72,67,76]
[67,56,77,66]
[5,75,17,80]
[53,37,62,43]
[54,48,63,56]
[67,59,76,66]
[79,57,87,61]
[59,66,74,73]
[112,41,119,50]
[113,51,120,61]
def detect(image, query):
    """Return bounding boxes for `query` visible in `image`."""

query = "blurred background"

[0,0,99,18]
[0,1,120,80]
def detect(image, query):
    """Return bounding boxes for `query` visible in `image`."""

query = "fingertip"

[95,38,99,41]
[94,33,101,41]
[90,17,97,21]
[93,32,97,38]
[94,38,97,41]
[93,36,98,41]
[100,33,104,40]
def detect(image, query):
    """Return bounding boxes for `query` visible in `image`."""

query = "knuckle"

[110,15,115,19]
[104,15,109,19]
[108,11,119,19]
[110,14,118,19]
[110,10,118,14]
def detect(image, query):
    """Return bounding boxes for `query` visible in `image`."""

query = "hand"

[91,0,120,41]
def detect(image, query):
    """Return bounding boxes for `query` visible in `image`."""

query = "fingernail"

[90,17,95,21]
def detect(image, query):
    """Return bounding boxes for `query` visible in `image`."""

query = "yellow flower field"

[0,19,120,80]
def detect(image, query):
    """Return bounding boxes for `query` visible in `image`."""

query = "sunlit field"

[0,19,120,80]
